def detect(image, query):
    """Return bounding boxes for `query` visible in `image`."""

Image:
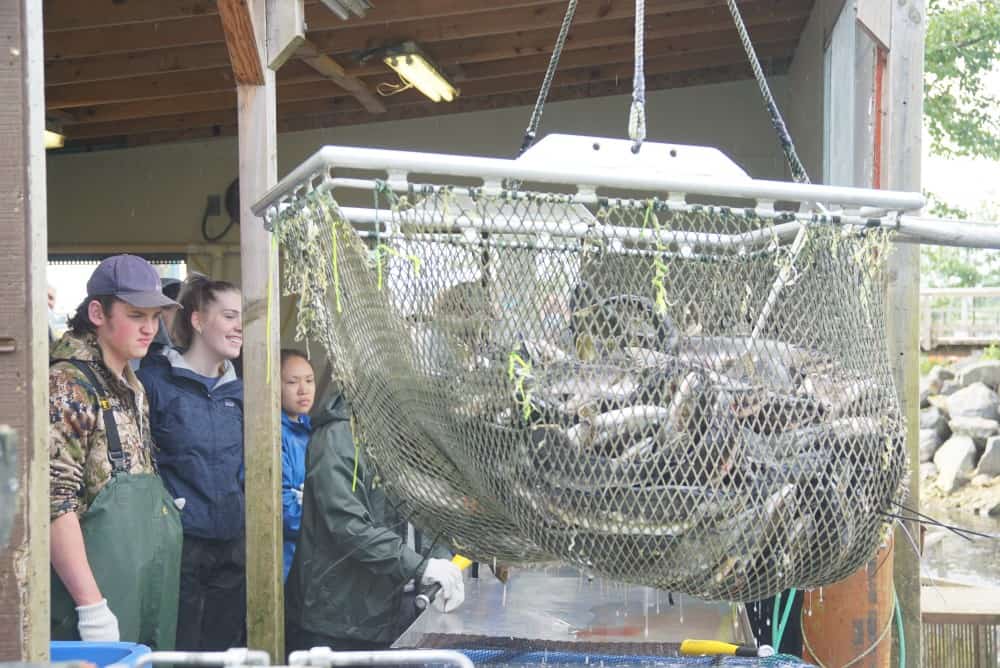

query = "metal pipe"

[337,206,806,250]
[897,215,1000,250]
[251,145,925,217]
[134,649,271,667]
[287,648,473,668]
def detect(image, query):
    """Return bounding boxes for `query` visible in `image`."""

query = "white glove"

[420,558,465,613]
[292,485,304,504]
[76,599,120,642]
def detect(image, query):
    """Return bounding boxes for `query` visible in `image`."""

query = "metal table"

[395,568,753,653]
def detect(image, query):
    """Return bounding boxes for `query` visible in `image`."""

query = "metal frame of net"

[255,136,925,602]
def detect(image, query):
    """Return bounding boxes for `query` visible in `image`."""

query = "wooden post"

[0,0,50,661]
[229,0,282,659]
[885,1,925,665]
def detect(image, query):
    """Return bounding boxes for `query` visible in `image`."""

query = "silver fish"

[565,405,672,450]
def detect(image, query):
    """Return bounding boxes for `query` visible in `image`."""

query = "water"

[920,501,1000,588]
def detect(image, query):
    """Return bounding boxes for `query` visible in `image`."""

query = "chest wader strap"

[51,359,128,474]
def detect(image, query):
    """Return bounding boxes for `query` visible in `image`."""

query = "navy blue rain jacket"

[138,348,245,540]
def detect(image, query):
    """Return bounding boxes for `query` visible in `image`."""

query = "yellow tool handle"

[680,640,759,657]
[415,555,473,609]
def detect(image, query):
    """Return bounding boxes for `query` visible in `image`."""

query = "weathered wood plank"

[0,0,50,661]
[296,39,385,113]
[45,0,805,86]
[43,0,811,60]
[218,0,265,85]
[60,40,795,139]
[51,21,798,112]
[886,1,926,666]
[238,0,283,659]
[73,59,790,148]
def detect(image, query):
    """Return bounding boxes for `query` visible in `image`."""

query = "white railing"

[920,287,1000,350]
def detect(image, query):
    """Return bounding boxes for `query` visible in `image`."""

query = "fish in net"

[266,179,906,602]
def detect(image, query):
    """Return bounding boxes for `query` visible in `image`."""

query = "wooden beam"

[47,61,319,109]
[44,0,218,32]
[45,43,234,87]
[66,77,346,126]
[60,39,797,139]
[0,0,50,661]
[49,3,804,111]
[106,59,790,148]
[45,15,223,61]
[236,0,283,659]
[218,0,266,85]
[43,0,810,60]
[887,1,925,666]
[44,0,806,86]
[296,38,386,113]
[59,39,797,139]
[63,55,791,144]
[304,0,808,61]
[42,0,555,33]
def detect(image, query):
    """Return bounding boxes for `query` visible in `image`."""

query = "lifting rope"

[724,0,810,184]
[628,0,647,153]
[517,0,579,157]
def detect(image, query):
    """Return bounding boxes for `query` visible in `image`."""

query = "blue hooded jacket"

[138,348,245,540]
[281,411,311,580]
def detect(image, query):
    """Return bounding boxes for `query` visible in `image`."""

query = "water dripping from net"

[643,589,650,639]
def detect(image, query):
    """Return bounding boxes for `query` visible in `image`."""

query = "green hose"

[773,589,797,653]
[771,592,781,649]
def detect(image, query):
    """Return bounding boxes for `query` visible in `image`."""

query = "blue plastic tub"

[51,641,151,667]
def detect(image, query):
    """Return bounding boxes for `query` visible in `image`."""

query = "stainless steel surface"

[289,648,473,668]
[394,569,753,649]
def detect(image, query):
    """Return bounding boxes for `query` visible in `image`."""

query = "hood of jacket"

[310,385,351,430]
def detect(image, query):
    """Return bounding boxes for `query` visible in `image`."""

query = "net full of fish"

[268,185,907,602]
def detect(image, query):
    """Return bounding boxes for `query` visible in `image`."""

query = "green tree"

[921,0,1000,288]
[925,0,1000,160]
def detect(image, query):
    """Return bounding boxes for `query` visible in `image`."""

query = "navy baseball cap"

[87,255,181,309]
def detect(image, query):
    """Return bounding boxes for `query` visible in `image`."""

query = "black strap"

[51,359,127,473]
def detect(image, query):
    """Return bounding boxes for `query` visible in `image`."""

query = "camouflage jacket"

[49,332,155,519]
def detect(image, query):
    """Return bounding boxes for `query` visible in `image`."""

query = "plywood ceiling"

[43,0,814,149]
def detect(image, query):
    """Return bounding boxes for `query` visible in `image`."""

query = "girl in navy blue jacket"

[279,349,314,580]
[138,275,245,651]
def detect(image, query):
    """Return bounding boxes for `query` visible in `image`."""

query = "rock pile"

[920,359,1000,515]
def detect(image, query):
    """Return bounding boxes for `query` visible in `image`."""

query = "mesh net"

[269,181,906,602]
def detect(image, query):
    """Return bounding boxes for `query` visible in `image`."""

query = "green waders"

[51,474,183,648]
[50,360,183,649]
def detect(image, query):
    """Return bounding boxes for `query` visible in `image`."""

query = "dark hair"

[67,295,119,335]
[280,349,311,367]
[173,274,240,349]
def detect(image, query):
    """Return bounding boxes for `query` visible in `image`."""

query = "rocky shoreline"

[920,358,1000,517]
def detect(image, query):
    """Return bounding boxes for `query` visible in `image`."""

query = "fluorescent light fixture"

[44,130,65,149]
[320,0,372,20]
[45,119,65,149]
[383,42,458,103]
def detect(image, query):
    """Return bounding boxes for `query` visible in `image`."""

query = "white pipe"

[336,206,807,250]
[251,145,925,216]
[897,215,1000,250]
[287,648,473,668]
[133,649,270,668]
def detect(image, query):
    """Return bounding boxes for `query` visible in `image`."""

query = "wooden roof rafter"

[42,0,816,148]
